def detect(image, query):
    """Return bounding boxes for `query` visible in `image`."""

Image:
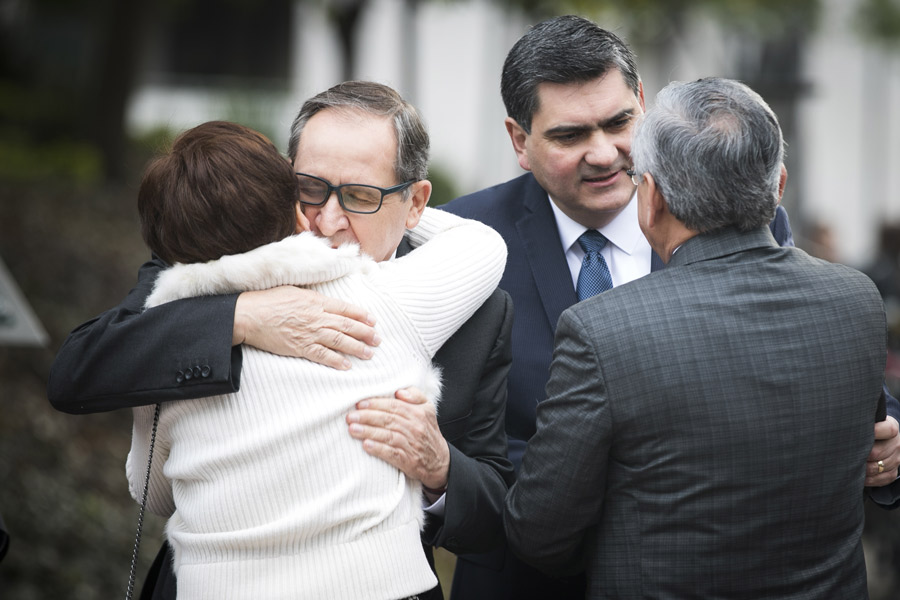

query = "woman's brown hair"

[138,121,300,265]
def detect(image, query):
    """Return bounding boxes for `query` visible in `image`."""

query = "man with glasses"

[441,15,900,600]
[49,81,515,600]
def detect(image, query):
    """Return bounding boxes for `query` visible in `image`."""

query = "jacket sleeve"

[421,289,516,554]
[504,307,607,576]
[47,256,242,414]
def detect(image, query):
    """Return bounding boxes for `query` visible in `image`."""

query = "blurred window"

[156,0,291,83]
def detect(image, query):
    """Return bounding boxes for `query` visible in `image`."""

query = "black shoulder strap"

[126,403,162,600]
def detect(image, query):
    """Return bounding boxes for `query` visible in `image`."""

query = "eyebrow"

[543,123,591,138]
[543,109,637,138]
[600,109,637,127]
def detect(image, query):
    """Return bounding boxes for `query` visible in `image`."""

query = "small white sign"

[0,256,48,347]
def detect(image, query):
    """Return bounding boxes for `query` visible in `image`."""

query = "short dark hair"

[287,80,430,186]
[501,15,640,133]
[138,121,299,265]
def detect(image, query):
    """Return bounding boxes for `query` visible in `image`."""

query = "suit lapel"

[516,177,578,333]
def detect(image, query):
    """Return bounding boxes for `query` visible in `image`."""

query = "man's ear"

[404,180,432,230]
[643,173,666,230]
[295,203,310,233]
[778,164,788,204]
[637,80,646,112]
[505,117,532,172]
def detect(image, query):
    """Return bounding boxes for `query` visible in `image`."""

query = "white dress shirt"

[548,191,653,289]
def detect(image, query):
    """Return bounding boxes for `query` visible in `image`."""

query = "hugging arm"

[48,257,241,414]
[505,309,606,575]
[48,256,378,414]
[867,387,900,508]
[348,209,514,553]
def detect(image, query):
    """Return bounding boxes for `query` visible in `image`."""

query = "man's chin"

[581,188,633,210]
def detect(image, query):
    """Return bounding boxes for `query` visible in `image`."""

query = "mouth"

[582,169,624,186]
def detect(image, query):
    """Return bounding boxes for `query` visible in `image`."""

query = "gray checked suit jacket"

[505,226,887,598]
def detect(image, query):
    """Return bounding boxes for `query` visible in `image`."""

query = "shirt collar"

[548,191,644,255]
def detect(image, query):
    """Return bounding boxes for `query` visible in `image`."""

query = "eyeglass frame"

[295,171,416,214]
[625,169,643,187]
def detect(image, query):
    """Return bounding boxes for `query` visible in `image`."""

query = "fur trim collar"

[145,233,373,309]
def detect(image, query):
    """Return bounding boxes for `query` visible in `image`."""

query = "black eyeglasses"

[295,172,416,214]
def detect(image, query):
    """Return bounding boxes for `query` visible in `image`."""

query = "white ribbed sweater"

[125,208,506,599]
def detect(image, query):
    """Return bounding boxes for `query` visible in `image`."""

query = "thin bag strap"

[125,403,162,600]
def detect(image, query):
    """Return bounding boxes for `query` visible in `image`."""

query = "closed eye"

[546,128,589,144]
[602,111,636,133]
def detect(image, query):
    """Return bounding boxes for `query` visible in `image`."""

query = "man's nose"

[314,193,349,236]
[584,132,620,167]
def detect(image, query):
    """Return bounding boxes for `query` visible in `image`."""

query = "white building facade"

[128,0,900,268]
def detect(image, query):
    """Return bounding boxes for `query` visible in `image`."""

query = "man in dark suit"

[505,76,887,598]
[48,82,514,599]
[444,14,900,600]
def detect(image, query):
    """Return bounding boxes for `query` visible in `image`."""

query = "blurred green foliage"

[426,164,461,208]
[0,136,103,185]
[0,75,103,184]
[858,0,900,45]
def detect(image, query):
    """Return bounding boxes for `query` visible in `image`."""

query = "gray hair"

[631,77,784,233]
[501,15,641,134]
[287,81,430,187]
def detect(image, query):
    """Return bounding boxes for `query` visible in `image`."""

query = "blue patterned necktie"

[576,230,613,301]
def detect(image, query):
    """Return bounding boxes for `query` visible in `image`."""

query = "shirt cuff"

[423,491,446,517]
